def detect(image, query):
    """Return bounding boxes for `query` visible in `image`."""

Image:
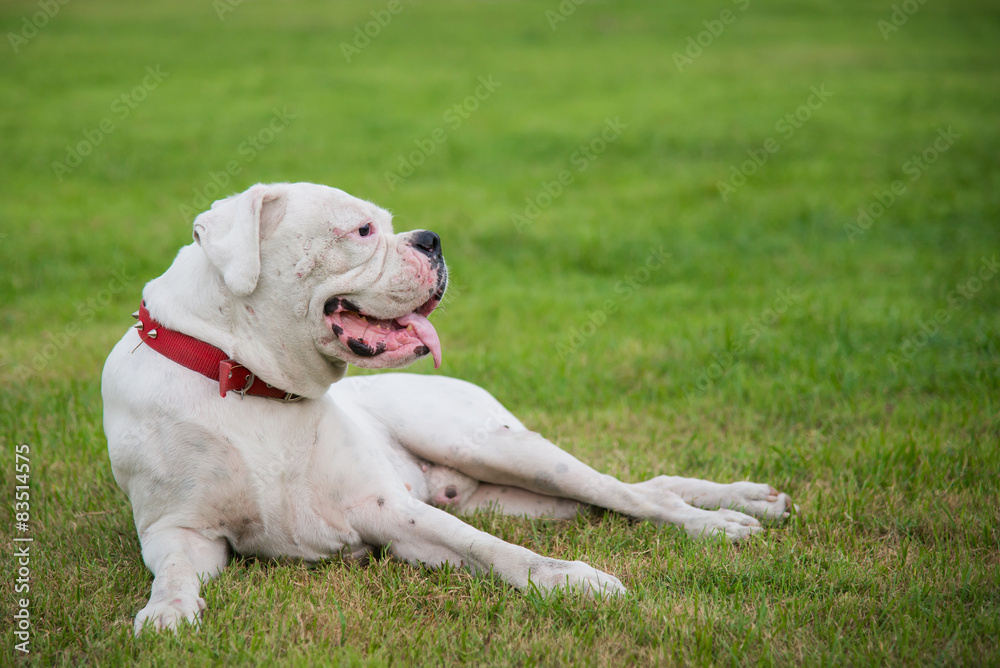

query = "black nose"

[411,230,442,258]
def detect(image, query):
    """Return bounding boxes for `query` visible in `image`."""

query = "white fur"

[103,182,793,634]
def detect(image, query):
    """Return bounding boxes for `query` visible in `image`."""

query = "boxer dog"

[102,182,793,634]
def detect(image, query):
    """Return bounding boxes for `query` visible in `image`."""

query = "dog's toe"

[723,482,794,523]
[686,509,763,542]
[134,595,206,635]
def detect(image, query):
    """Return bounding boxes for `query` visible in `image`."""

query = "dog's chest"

[195,418,371,561]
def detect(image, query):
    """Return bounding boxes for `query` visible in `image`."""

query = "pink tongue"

[396,312,442,368]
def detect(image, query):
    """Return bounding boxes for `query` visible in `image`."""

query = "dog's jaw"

[323,294,443,369]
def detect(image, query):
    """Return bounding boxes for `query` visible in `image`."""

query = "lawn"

[1,0,998,664]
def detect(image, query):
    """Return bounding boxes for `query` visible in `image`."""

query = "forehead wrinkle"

[324,201,373,234]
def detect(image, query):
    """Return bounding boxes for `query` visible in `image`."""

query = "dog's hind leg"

[422,462,581,519]
[133,526,229,634]
[456,483,584,520]
[419,427,765,540]
[339,375,778,540]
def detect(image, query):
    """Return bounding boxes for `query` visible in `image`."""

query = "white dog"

[102,182,793,634]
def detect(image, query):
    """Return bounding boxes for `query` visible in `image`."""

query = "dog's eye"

[358,224,372,237]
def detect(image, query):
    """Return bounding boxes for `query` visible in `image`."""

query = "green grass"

[2,0,999,664]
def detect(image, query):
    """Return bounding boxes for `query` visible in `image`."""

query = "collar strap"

[134,302,303,402]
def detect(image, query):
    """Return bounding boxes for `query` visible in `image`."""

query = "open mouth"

[323,294,443,368]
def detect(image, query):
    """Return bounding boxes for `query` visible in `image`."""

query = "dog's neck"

[141,243,347,398]
[143,244,236,350]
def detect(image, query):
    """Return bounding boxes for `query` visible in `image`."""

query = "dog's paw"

[720,483,793,523]
[684,509,763,542]
[134,594,206,635]
[531,560,628,598]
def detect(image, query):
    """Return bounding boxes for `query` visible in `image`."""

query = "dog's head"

[192,182,447,380]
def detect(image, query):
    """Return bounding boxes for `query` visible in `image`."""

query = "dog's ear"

[192,183,286,296]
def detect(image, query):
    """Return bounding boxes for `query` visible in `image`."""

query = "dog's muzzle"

[323,233,448,368]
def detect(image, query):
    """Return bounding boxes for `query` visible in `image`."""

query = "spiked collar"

[133,302,303,402]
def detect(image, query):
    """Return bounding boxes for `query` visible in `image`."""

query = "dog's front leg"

[134,527,229,634]
[348,494,626,597]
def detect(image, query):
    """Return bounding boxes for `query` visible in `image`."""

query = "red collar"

[134,302,303,402]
